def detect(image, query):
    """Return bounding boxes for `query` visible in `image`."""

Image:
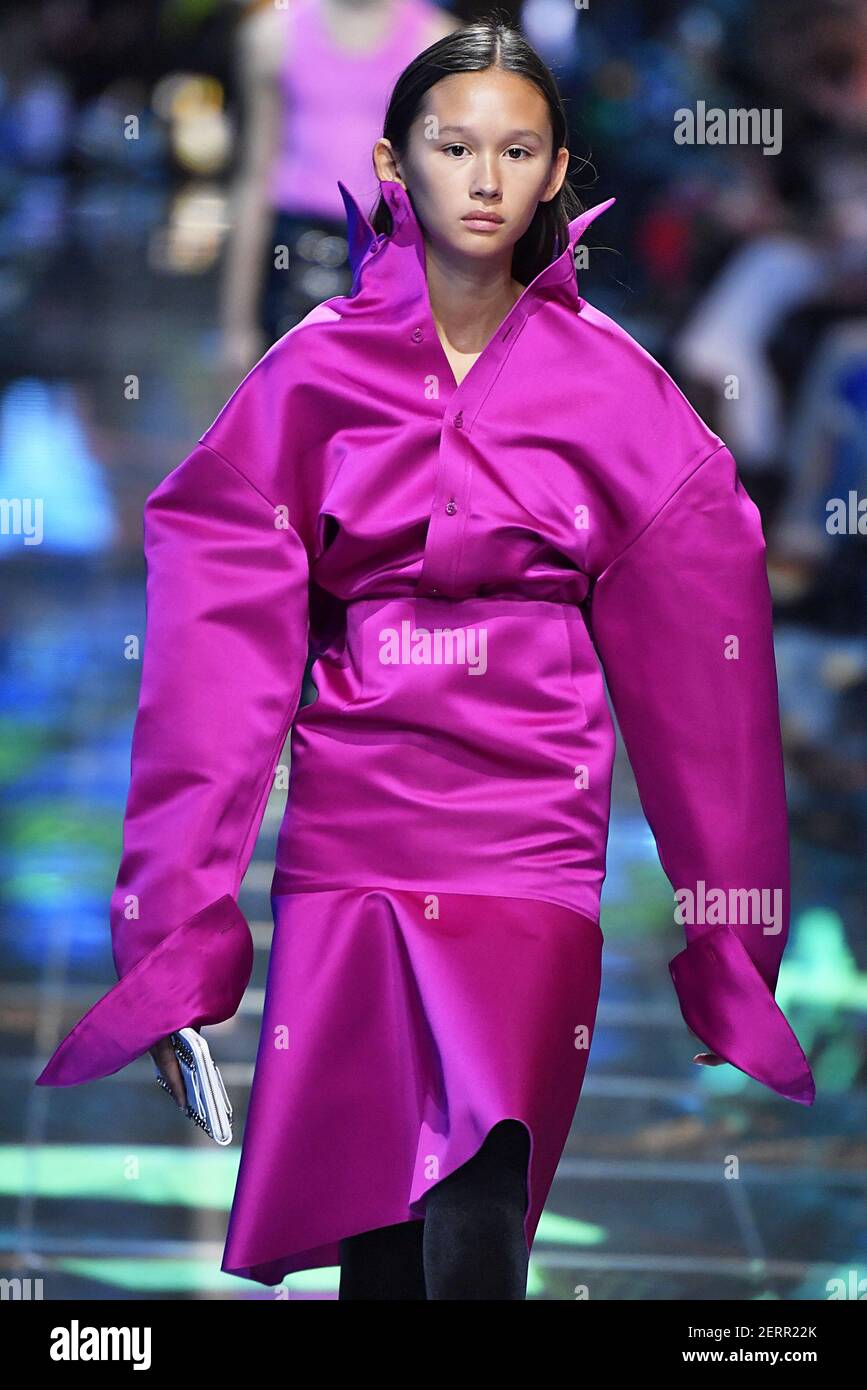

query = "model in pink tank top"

[269,0,443,222]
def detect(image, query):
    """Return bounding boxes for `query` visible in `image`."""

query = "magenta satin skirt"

[221,595,610,1282]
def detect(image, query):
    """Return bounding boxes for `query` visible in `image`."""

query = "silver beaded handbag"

[153,1027,233,1145]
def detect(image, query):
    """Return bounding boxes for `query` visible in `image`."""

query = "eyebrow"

[435,125,545,142]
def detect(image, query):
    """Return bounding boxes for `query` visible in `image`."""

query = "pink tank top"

[268,0,439,221]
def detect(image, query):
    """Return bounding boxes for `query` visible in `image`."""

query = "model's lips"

[461,212,505,233]
[462,212,504,224]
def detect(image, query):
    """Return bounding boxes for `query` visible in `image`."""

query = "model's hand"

[688,1030,726,1066]
[150,1035,187,1108]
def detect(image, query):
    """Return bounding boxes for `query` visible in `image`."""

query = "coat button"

[412,327,423,342]
[445,498,457,515]
[454,410,463,428]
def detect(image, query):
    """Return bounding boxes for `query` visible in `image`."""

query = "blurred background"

[2,0,865,1300]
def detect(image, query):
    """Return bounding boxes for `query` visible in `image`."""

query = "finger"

[164,1053,187,1109]
[151,1039,186,1108]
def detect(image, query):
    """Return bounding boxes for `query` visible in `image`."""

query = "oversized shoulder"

[570,296,723,473]
[565,296,728,562]
[197,301,346,505]
[170,300,350,555]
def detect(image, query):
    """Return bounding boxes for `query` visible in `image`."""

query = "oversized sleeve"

[587,442,814,1104]
[35,434,311,1086]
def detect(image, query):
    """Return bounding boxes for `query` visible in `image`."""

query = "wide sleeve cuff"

[34,894,253,1086]
[669,922,815,1104]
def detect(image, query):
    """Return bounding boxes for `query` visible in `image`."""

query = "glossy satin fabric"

[36,174,815,1284]
[225,888,603,1281]
[275,596,613,913]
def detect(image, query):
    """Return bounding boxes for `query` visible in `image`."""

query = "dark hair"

[369,13,591,285]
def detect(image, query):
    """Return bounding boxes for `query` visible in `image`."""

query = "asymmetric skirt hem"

[221,1115,536,1286]
[219,885,604,1285]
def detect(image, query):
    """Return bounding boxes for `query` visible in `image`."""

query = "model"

[35,19,815,1301]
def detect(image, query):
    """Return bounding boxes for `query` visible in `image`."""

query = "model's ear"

[338,180,377,276]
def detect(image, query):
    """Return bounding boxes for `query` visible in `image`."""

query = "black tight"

[337,1119,532,1300]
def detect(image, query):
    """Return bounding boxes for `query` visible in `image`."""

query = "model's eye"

[505,147,530,160]
[443,143,468,158]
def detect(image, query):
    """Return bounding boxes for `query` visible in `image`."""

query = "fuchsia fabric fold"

[35,895,253,1086]
[669,925,814,1104]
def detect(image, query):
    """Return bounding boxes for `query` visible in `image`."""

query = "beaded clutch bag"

[153,1027,233,1144]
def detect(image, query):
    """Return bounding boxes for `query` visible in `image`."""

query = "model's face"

[376,68,568,265]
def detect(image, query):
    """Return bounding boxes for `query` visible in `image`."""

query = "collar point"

[567,195,617,249]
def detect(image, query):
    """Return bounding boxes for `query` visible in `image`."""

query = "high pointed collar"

[337,176,616,306]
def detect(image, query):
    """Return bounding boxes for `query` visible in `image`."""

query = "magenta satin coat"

[35,176,815,1284]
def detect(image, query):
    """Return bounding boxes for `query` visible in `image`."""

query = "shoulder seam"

[197,438,279,513]
[196,438,311,557]
[595,441,728,580]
